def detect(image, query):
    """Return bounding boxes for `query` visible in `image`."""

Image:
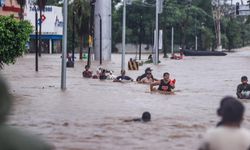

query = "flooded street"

[1,48,250,150]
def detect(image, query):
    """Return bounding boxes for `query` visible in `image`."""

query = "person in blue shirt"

[113,69,133,82]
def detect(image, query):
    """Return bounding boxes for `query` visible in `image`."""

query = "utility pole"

[87,0,95,67]
[98,14,102,65]
[121,0,126,70]
[34,5,38,72]
[195,14,197,51]
[171,27,174,55]
[61,0,68,90]
[215,0,222,51]
[154,0,159,65]
[139,15,142,60]
[72,11,75,62]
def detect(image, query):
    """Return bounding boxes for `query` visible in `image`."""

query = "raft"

[181,49,227,56]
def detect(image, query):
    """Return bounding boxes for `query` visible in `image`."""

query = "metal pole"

[195,36,198,50]
[217,0,222,51]
[195,14,197,50]
[154,0,159,65]
[139,15,142,60]
[35,6,38,72]
[121,0,126,70]
[39,9,42,56]
[99,14,102,65]
[61,0,68,90]
[171,27,174,55]
[87,1,95,67]
[72,11,75,62]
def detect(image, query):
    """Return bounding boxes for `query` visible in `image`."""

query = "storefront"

[0,0,20,18]
[24,3,63,53]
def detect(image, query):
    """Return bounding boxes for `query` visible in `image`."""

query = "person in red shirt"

[82,65,92,78]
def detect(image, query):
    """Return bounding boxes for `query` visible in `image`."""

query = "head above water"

[163,72,170,80]
[121,69,126,75]
[241,76,248,84]
[85,65,90,70]
[0,75,12,124]
[142,112,151,122]
[217,96,244,126]
[145,67,152,73]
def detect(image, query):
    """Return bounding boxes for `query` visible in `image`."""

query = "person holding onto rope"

[236,76,250,99]
[136,67,157,82]
[150,72,175,93]
[113,69,133,82]
[82,65,92,78]
[138,72,154,84]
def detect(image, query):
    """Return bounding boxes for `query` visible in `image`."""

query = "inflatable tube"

[181,50,227,56]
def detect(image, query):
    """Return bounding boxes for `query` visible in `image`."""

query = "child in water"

[124,112,151,123]
[198,96,250,150]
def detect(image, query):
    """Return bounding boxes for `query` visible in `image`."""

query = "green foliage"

[112,0,250,52]
[0,16,32,68]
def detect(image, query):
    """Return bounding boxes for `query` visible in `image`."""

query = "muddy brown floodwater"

[1,48,250,150]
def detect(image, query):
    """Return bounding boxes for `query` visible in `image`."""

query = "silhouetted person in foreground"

[198,96,250,150]
[124,112,151,123]
[0,75,54,150]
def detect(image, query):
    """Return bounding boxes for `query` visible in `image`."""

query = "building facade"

[0,0,21,18]
[24,2,63,53]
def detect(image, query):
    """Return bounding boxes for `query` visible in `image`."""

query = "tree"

[0,16,33,68]
[73,0,90,59]
[16,0,26,20]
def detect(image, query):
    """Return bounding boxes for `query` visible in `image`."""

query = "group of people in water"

[82,65,176,93]
[83,64,250,98]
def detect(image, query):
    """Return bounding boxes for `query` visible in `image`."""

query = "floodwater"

[1,48,250,150]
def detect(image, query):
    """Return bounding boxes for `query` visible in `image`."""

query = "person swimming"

[124,112,151,122]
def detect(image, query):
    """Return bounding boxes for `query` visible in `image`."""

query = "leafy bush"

[0,16,32,68]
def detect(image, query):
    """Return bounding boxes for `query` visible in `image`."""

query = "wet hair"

[241,76,248,81]
[163,72,169,77]
[0,75,12,124]
[121,69,126,74]
[145,67,152,73]
[85,65,90,69]
[216,96,244,127]
[142,112,151,122]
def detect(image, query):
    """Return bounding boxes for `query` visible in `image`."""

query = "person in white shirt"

[199,96,250,150]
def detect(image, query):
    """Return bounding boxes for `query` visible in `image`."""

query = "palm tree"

[16,0,26,20]
[73,0,90,59]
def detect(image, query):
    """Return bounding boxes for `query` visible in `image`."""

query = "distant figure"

[148,54,152,61]
[236,76,250,99]
[0,75,54,150]
[170,52,183,60]
[106,71,117,80]
[99,69,107,80]
[113,69,133,82]
[150,72,175,92]
[124,112,151,122]
[82,65,92,78]
[198,96,250,150]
